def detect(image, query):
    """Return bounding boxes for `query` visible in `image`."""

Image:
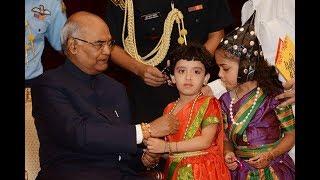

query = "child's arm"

[268,130,295,159]
[247,130,295,169]
[223,138,238,170]
[146,124,218,153]
[247,105,295,169]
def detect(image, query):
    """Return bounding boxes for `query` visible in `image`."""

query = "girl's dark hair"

[252,59,283,96]
[167,42,214,75]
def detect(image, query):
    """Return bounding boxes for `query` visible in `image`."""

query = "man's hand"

[141,149,161,168]
[201,85,214,96]
[149,114,179,137]
[224,152,238,171]
[138,64,168,87]
[275,79,295,107]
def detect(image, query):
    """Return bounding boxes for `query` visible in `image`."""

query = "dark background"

[42,0,247,85]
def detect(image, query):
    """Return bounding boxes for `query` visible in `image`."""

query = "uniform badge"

[141,12,160,21]
[31,4,51,20]
[187,4,203,12]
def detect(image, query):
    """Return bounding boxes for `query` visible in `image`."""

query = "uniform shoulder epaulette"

[110,0,125,10]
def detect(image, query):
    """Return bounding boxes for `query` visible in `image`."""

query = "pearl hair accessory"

[229,87,260,125]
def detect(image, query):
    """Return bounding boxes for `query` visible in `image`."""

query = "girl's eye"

[178,69,185,73]
[194,70,201,74]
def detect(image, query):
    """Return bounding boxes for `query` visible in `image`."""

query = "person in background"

[105,0,233,125]
[25,0,67,87]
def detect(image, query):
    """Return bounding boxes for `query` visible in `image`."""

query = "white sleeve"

[207,79,227,99]
[135,124,143,144]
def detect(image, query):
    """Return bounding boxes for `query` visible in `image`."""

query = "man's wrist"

[141,122,151,140]
[135,62,146,77]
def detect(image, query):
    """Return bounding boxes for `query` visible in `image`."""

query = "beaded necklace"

[169,92,203,138]
[229,87,260,125]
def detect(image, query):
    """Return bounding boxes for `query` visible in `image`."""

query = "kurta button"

[195,18,199,22]
[151,27,155,31]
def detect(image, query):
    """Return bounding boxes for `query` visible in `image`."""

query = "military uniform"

[106,0,233,123]
[25,0,67,84]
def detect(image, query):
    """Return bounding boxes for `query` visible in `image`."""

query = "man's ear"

[68,39,78,54]
[203,73,210,85]
[170,74,176,84]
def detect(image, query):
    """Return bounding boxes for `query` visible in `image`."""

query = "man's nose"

[101,44,111,55]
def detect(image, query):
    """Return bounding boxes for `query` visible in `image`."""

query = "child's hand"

[146,138,167,153]
[246,152,273,169]
[224,152,238,171]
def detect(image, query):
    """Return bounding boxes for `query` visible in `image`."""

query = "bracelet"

[175,142,178,152]
[141,122,151,139]
[155,171,164,180]
[163,141,167,153]
[168,142,172,154]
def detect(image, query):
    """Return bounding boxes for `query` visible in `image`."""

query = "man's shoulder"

[35,66,65,85]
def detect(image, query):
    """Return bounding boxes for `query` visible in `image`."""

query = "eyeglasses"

[72,37,116,50]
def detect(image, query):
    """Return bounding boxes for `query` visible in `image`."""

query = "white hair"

[60,20,80,52]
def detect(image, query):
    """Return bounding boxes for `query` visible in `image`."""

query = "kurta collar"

[63,59,97,83]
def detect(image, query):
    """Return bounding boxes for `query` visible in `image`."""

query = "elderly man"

[31,11,178,180]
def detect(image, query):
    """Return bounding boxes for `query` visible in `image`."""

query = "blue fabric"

[25,0,67,80]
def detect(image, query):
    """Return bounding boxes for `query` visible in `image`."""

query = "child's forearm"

[168,125,217,153]
[269,130,295,159]
[169,136,212,153]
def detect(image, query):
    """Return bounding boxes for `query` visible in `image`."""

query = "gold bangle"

[168,142,172,154]
[163,141,167,153]
[141,123,151,139]
[175,142,178,152]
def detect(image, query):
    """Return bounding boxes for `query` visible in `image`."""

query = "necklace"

[169,92,203,138]
[229,87,260,125]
